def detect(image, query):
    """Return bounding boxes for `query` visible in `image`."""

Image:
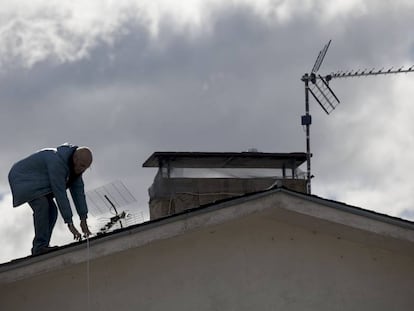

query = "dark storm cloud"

[1,2,414,205]
[0,5,316,193]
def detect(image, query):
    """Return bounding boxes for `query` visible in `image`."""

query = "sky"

[1,0,414,263]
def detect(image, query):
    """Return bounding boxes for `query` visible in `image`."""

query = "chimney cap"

[142,151,306,169]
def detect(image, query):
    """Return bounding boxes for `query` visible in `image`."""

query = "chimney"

[143,151,307,220]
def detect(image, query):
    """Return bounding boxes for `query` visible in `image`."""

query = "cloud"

[0,195,33,261]
[399,209,414,221]
[1,0,398,69]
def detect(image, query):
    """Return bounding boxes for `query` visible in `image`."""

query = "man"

[8,143,93,255]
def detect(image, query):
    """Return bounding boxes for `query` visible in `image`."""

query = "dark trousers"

[28,194,58,255]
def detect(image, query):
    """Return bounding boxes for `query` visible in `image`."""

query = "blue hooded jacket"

[8,143,88,224]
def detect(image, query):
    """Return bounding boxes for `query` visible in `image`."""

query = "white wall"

[2,205,414,311]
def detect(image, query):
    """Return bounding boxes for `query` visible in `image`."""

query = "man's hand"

[80,219,92,238]
[67,223,82,241]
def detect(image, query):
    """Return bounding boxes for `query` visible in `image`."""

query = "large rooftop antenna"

[85,180,143,235]
[302,40,414,194]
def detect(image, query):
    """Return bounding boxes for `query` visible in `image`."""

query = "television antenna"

[85,180,143,235]
[302,40,414,194]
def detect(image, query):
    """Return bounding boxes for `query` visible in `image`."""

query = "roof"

[1,187,414,283]
[142,151,307,169]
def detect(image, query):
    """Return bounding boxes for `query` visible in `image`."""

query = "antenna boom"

[326,66,414,80]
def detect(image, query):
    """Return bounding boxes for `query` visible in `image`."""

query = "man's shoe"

[33,246,59,256]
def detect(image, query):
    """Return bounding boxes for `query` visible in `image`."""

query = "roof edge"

[1,186,414,283]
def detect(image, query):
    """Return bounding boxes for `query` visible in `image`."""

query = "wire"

[86,237,91,311]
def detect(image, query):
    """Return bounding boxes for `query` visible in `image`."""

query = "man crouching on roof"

[8,143,93,255]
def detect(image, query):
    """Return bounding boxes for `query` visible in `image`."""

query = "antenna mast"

[302,40,338,194]
[302,40,414,194]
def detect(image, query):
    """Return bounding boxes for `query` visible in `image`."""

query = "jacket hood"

[56,144,78,164]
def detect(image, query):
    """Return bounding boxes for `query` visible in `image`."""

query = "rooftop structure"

[143,151,307,169]
[143,151,307,219]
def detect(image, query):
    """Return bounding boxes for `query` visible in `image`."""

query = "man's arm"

[46,155,90,239]
[70,177,91,237]
[69,177,88,220]
[46,156,73,224]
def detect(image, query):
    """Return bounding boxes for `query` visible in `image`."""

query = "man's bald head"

[73,147,93,175]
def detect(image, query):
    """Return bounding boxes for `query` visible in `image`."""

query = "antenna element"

[302,40,414,194]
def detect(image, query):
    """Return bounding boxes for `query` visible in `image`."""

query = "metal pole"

[302,74,312,194]
[104,195,123,228]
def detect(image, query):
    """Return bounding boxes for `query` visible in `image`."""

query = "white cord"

[86,237,91,310]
